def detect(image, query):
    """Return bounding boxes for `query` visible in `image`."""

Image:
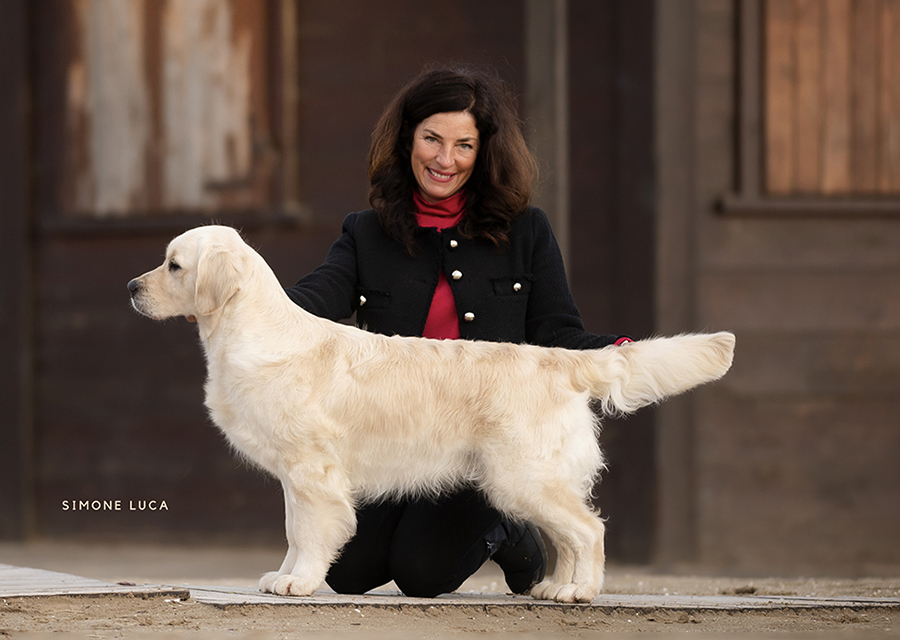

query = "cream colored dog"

[128,225,734,603]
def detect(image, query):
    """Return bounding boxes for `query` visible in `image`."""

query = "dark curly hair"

[367,65,537,255]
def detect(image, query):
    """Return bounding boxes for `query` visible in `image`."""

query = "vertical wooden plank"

[653,0,697,564]
[234,0,269,137]
[226,0,274,209]
[738,0,763,197]
[526,0,570,263]
[655,0,698,336]
[880,0,900,191]
[764,0,795,194]
[143,0,163,210]
[794,0,821,192]
[71,0,150,214]
[821,0,851,193]
[161,0,267,210]
[0,0,34,539]
[278,0,303,217]
[606,0,657,562]
[850,0,879,192]
[569,0,656,562]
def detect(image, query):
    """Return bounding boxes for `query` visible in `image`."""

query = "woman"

[285,66,629,598]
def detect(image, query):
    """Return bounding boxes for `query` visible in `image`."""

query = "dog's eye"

[168,260,181,272]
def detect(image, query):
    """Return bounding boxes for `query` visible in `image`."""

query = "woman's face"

[410,111,480,203]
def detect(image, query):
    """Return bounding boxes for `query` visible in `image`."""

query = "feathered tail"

[571,332,735,415]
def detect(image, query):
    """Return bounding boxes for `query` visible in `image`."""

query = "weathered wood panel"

[764,0,900,195]
[62,0,276,216]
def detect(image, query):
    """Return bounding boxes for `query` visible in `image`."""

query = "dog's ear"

[194,242,245,316]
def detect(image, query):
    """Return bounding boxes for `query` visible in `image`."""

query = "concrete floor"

[2,539,899,607]
[2,541,899,638]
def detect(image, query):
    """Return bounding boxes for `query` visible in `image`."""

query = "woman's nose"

[436,145,454,167]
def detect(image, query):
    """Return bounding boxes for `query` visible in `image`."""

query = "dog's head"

[128,225,250,322]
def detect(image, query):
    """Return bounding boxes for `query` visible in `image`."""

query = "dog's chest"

[203,374,284,472]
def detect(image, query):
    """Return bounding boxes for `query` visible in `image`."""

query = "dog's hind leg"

[542,530,575,589]
[483,470,605,603]
[259,464,357,597]
[482,416,606,604]
[523,490,605,603]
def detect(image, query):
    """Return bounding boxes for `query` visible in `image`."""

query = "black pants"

[326,488,503,598]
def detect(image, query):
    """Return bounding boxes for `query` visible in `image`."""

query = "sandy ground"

[1,541,899,638]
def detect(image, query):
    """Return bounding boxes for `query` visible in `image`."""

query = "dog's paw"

[530,580,598,603]
[259,571,281,593]
[529,579,560,601]
[259,571,318,597]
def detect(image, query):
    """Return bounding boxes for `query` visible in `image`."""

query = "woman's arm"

[524,209,623,350]
[284,213,361,322]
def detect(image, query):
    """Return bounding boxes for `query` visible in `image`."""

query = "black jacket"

[285,207,619,350]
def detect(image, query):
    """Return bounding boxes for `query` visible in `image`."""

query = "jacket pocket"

[356,288,391,310]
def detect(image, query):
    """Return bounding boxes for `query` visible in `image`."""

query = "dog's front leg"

[259,466,356,597]
[259,479,301,593]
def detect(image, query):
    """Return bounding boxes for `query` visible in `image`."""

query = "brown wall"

[0,0,33,540]
[14,0,896,576]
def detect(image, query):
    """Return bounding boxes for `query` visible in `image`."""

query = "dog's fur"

[128,225,734,603]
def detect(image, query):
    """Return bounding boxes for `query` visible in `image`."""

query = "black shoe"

[490,520,548,595]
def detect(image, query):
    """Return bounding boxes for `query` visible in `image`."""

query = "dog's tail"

[572,332,735,415]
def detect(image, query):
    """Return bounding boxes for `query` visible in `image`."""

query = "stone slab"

[2,563,898,614]
[0,564,189,600]
[187,584,900,611]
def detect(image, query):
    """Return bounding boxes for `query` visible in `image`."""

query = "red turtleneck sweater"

[414,191,466,340]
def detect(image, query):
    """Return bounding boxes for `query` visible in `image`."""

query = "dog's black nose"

[127,279,140,296]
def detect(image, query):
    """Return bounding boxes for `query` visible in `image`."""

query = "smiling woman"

[411,112,480,203]
[283,64,632,601]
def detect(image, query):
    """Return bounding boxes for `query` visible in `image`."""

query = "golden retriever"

[127,225,734,603]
